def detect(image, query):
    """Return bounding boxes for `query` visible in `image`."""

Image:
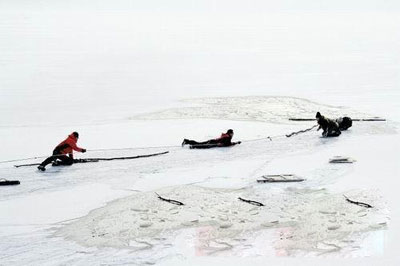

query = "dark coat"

[317,116,341,137]
[336,117,352,130]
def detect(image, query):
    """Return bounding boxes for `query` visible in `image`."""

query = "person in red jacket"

[38,132,86,171]
[182,129,241,149]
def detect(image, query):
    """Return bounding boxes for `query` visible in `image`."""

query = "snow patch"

[58,185,388,257]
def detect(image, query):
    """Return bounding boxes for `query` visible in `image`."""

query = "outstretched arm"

[69,141,85,152]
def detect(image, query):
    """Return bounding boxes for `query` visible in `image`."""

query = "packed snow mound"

[131,96,369,123]
[58,185,388,256]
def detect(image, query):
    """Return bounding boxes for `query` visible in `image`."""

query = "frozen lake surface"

[0,1,399,265]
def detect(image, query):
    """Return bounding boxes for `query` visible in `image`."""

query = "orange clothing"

[54,134,83,155]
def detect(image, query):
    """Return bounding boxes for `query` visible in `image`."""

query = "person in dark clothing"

[336,116,352,130]
[182,129,241,149]
[38,132,86,171]
[316,112,341,137]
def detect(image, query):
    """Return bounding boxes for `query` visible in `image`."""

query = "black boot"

[37,165,46,171]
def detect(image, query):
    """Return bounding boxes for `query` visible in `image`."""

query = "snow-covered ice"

[1,1,399,265]
[1,97,398,265]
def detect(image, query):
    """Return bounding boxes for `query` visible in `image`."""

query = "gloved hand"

[81,149,87,153]
[236,141,241,145]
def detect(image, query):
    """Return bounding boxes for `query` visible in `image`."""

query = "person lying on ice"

[37,132,86,171]
[181,129,241,149]
[316,112,341,137]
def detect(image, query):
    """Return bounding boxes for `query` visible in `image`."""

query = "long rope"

[285,125,318,137]
[0,146,181,165]
[0,157,47,164]
[14,151,170,168]
[0,125,317,165]
[89,144,181,152]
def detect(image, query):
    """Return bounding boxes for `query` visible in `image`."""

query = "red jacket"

[215,133,233,146]
[53,134,83,155]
